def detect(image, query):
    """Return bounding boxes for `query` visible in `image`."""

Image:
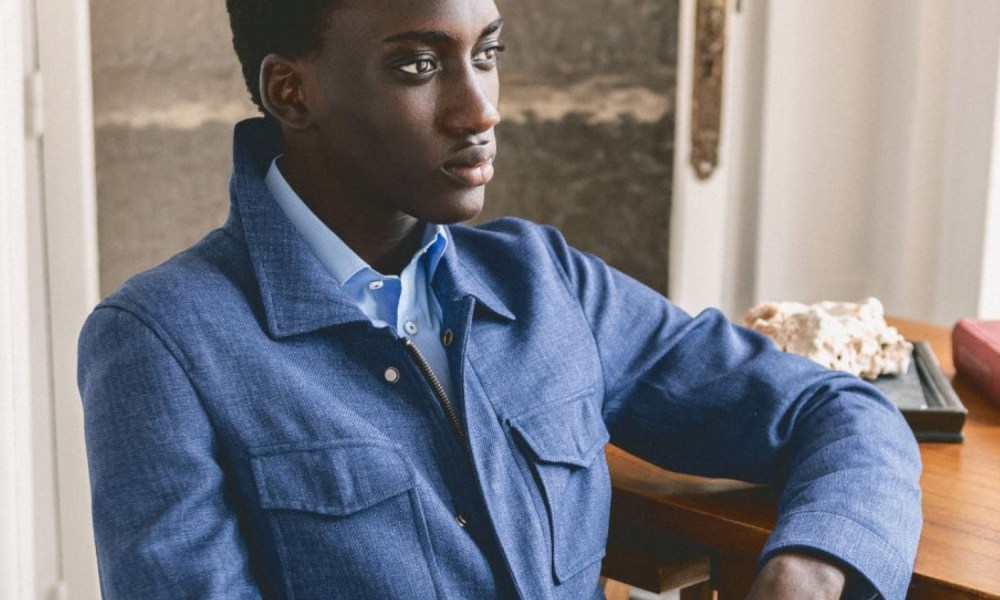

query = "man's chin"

[427,189,487,225]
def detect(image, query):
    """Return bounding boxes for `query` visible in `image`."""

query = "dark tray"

[873,341,967,443]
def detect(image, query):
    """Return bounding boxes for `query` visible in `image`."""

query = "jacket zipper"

[404,336,524,598]
[402,338,467,447]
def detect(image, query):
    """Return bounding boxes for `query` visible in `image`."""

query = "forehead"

[325,0,502,45]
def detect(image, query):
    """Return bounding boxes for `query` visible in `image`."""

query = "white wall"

[756,1,887,308]
[940,0,1000,322]
[983,77,1000,318]
[672,0,1000,325]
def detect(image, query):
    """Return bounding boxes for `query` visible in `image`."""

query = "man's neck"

[280,151,425,277]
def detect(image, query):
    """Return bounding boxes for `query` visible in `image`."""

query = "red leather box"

[952,319,1000,407]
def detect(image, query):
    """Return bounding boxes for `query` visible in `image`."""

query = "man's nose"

[439,66,501,136]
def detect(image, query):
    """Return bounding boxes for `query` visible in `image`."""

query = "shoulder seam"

[90,304,216,427]
[92,303,197,379]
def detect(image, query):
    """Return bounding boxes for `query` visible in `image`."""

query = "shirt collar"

[265,156,449,286]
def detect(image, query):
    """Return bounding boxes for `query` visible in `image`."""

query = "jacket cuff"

[759,511,915,600]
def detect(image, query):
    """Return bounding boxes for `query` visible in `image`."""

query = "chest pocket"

[251,440,439,600]
[508,391,612,584]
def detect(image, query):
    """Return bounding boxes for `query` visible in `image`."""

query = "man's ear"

[259,54,312,131]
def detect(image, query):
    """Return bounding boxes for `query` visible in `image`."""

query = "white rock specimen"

[743,297,912,380]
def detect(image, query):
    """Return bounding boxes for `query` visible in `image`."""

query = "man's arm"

[536,225,921,600]
[78,306,263,599]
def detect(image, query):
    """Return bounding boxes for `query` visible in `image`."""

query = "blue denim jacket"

[78,118,921,600]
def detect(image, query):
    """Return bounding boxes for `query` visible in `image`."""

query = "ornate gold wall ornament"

[691,0,727,180]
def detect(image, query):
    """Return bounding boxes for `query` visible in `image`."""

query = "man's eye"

[399,58,437,75]
[473,44,506,64]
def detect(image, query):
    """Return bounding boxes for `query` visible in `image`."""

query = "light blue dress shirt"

[265,157,455,401]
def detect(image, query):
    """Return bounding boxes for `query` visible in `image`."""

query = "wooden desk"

[604,319,1000,599]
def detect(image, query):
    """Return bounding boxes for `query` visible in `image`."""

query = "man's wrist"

[746,551,847,600]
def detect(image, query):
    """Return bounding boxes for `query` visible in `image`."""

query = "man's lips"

[442,146,495,187]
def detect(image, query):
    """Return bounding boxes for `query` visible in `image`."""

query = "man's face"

[300,0,503,224]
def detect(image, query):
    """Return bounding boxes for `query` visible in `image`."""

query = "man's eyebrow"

[382,17,505,45]
[481,17,504,37]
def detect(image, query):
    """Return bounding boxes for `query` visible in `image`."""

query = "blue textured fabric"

[265,157,454,401]
[78,118,922,600]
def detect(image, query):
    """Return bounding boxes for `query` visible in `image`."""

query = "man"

[77,1,922,598]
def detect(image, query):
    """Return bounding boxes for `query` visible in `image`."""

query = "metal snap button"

[404,320,418,335]
[369,280,384,290]
[442,329,454,347]
[384,367,400,384]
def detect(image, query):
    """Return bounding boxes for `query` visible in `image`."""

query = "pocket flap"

[509,391,610,468]
[251,441,412,516]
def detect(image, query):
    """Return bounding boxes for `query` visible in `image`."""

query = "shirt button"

[384,367,400,384]
[369,280,384,290]
[404,320,418,335]
[442,329,454,347]
[456,514,469,528]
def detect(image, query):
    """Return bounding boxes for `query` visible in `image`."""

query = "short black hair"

[226,0,339,114]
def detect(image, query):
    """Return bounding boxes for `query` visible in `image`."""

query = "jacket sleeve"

[539,226,922,600]
[78,305,263,600]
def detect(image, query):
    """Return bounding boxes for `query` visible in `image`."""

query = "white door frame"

[3,0,101,597]
[670,0,767,318]
[36,0,101,593]
[1,0,37,596]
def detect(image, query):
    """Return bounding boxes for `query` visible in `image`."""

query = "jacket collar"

[226,118,513,339]
[431,233,515,323]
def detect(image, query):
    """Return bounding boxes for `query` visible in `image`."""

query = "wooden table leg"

[680,580,715,600]
[600,577,631,600]
[712,552,757,600]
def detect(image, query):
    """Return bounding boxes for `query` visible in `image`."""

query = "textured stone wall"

[484,1,677,295]
[90,0,677,296]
